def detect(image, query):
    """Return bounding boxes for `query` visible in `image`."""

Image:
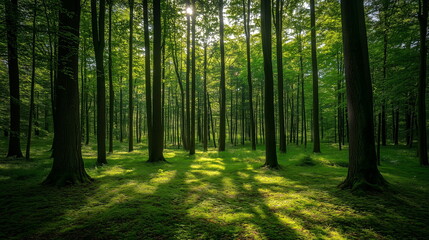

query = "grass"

[0,136,428,239]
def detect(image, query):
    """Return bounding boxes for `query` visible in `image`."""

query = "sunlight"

[186,7,193,15]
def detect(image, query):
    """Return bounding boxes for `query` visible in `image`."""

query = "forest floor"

[0,136,428,240]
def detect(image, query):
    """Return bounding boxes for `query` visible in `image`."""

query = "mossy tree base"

[43,171,93,187]
[339,171,388,192]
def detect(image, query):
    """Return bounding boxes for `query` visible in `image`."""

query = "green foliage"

[0,137,428,239]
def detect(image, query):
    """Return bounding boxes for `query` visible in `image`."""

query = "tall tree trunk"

[275,0,286,153]
[143,0,152,155]
[185,0,191,151]
[261,0,278,168]
[108,0,114,153]
[43,0,92,186]
[190,0,196,155]
[119,77,123,142]
[242,0,256,150]
[148,0,166,162]
[26,0,37,160]
[218,0,226,151]
[339,0,386,191]
[91,0,107,165]
[128,0,134,152]
[5,0,23,158]
[310,0,321,153]
[203,39,208,151]
[418,0,428,165]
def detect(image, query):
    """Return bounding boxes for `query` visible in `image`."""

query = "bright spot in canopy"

[186,7,193,15]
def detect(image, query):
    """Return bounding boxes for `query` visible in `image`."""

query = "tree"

[148,0,166,162]
[417,0,428,165]
[91,0,107,165]
[25,0,37,160]
[43,0,92,186]
[261,0,279,169]
[190,0,197,155]
[128,0,134,152]
[310,0,321,153]
[274,0,286,153]
[108,0,114,153]
[339,0,386,191]
[218,0,226,152]
[143,0,152,155]
[242,0,256,151]
[5,0,23,158]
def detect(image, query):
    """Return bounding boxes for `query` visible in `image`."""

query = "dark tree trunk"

[148,0,165,162]
[218,0,226,151]
[26,0,37,160]
[203,40,208,151]
[43,0,92,186]
[143,0,152,155]
[5,0,23,158]
[185,0,191,151]
[91,0,107,165]
[190,0,196,155]
[119,77,123,143]
[242,0,256,150]
[310,0,321,153]
[418,0,428,165]
[128,0,134,152]
[261,0,278,168]
[108,0,114,153]
[275,0,286,153]
[339,0,387,191]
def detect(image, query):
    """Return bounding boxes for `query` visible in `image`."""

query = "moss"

[0,137,428,239]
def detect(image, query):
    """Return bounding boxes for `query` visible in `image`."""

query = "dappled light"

[1,138,428,239]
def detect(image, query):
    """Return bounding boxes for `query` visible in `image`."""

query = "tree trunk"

[148,0,166,162]
[190,0,196,155]
[203,40,208,151]
[261,0,278,169]
[418,0,428,165]
[108,0,114,153]
[218,0,226,151]
[339,0,387,191]
[242,0,256,150]
[143,0,152,155]
[5,0,23,158]
[26,0,37,160]
[43,0,92,186]
[91,0,107,165]
[275,0,286,153]
[128,0,134,152]
[310,0,321,153]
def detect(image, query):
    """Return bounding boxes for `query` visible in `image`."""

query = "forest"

[0,0,428,239]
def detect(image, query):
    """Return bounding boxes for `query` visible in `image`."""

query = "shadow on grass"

[0,138,428,239]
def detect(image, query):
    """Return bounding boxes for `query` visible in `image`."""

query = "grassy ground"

[0,136,428,240]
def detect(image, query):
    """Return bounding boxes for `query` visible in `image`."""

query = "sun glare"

[186,7,193,15]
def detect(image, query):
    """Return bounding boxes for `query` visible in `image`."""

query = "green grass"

[0,136,428,239]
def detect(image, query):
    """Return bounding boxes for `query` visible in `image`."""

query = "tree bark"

[275,0,286,153]
[43,0,92,186]
[26,0,37,160]
[310,0,321,153]
[339,0,387,191]
[261,0,279,169]
[5,0,23,158]
[190,0,196,155]
[148,0,166,162]
[143,0,152,155]
[218,0,226,151]
[108,0,114,153]
[91,0,107,165]
[128,0,134,152]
